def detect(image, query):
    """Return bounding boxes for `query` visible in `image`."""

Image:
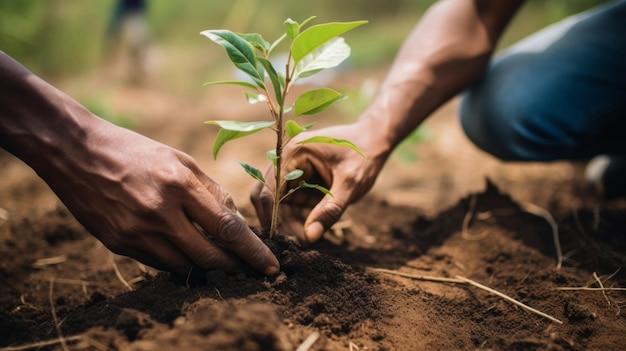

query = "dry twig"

[295,331,320,351]
[369,268,562,324]
[367,267,464,284]
[49,277,70,351]
[0,336,81,351]
[461,196,490,241]
[110,254,133,291]
[520,202,562,270]
[454,275,563,324]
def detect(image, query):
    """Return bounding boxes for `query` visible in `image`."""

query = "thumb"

[303,192,349,244]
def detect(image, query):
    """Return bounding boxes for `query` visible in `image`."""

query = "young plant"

[201,17,367,237]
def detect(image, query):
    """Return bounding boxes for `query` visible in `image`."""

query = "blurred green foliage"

[0,0,611,78]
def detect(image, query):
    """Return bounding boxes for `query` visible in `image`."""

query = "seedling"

[201,17,367,237]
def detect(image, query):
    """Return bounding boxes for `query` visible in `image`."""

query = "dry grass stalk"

[557,286,626,291]
[295,330,320,351]
[369,268,562,324]
[349,341,360,351]
[368,267,465,284]
[48,277,70,351]
[461,195,489,241]
[593,271,622,315]
[519,202,562,270]
[0,336,81,351]
[109,253,133,291]
[33,277,103,286]
[454,275,563,324]
[32,255,67,268]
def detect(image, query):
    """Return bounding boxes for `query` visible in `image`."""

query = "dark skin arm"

[251,0,525,244]
[0,51,279,276]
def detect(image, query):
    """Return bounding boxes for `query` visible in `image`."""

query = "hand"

[48,121,280,277]
[250,123,388,245]
[0,51,278,277]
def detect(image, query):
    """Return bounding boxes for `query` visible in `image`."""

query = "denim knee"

[459,54,562,161]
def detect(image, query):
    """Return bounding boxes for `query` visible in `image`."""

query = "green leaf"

[200,29,265,88]
[258,57,283,105]
[203,80,258,90]
[299,181,333,197]
[205,120,275,158]
[284,169,304,181]
[298,136,365,158]
[293,37,351,81]
[238,33,270,54]
[239,161,266,184]
[285,120,304,138]
[291,20,367,64]
[266,149,278,166]
[205,120,274,132]
[294,88,345,117]
[284,18,299,39]
[244,91,267,104]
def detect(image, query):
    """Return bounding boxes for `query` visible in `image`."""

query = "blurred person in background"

[251,0,626,245]
[105,0,154,84]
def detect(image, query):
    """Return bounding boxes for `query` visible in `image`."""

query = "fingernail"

[265,264,280,276]
[305,222,324,243]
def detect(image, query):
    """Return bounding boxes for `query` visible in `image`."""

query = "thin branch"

[455,275,563,324]
[557,287,626,291]
[520,202,562,271]
[0,336,81,351]
[368,268,562,324]
[49,277,70,351]
[367,267,465,284]
[33,277,104,286]
[110,254,133,291]
[593,272,621,315]
[295,331,320,351]
[461,195,489,241]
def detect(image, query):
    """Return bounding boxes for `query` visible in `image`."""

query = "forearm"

[0,51,107,179]
[357,0,524,157]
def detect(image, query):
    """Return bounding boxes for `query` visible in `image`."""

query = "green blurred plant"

[202,17,366,236]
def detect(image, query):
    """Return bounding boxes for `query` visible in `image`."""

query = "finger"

[177,153,239,213]
[185,190,279,276]
[170,217,246,272]
[121,242,208,284]
[197,172,239,213]
[250,180,273,229]
[302,185,351,245]
[128,227,242,275]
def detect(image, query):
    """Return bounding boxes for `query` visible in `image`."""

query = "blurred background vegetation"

[0,0,611,79]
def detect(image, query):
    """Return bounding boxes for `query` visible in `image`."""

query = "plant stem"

[269,51,294,237]
[270,106,283,237]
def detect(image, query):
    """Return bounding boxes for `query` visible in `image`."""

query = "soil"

[1,71,626,351]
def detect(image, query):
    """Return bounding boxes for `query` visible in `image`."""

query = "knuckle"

[213,213,249,245]
[322,201,345,223]
[193,250,224,270]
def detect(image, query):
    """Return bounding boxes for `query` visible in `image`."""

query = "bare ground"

[1,71,625,350]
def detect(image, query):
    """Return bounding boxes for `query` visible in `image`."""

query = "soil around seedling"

[1,80,626,350]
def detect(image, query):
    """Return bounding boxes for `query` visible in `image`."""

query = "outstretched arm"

[359,0,524,157]
[252,0,525,244]
[0,51,279,277]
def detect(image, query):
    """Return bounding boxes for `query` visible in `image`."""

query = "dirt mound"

[2,174,626,350]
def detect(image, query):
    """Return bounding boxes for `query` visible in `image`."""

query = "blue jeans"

[460,0,626,161]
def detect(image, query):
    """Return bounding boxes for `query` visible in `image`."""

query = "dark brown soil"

[1,77,626,350]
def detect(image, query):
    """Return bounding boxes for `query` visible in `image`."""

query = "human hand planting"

[251,122,388,245]
[0,51,279,277]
